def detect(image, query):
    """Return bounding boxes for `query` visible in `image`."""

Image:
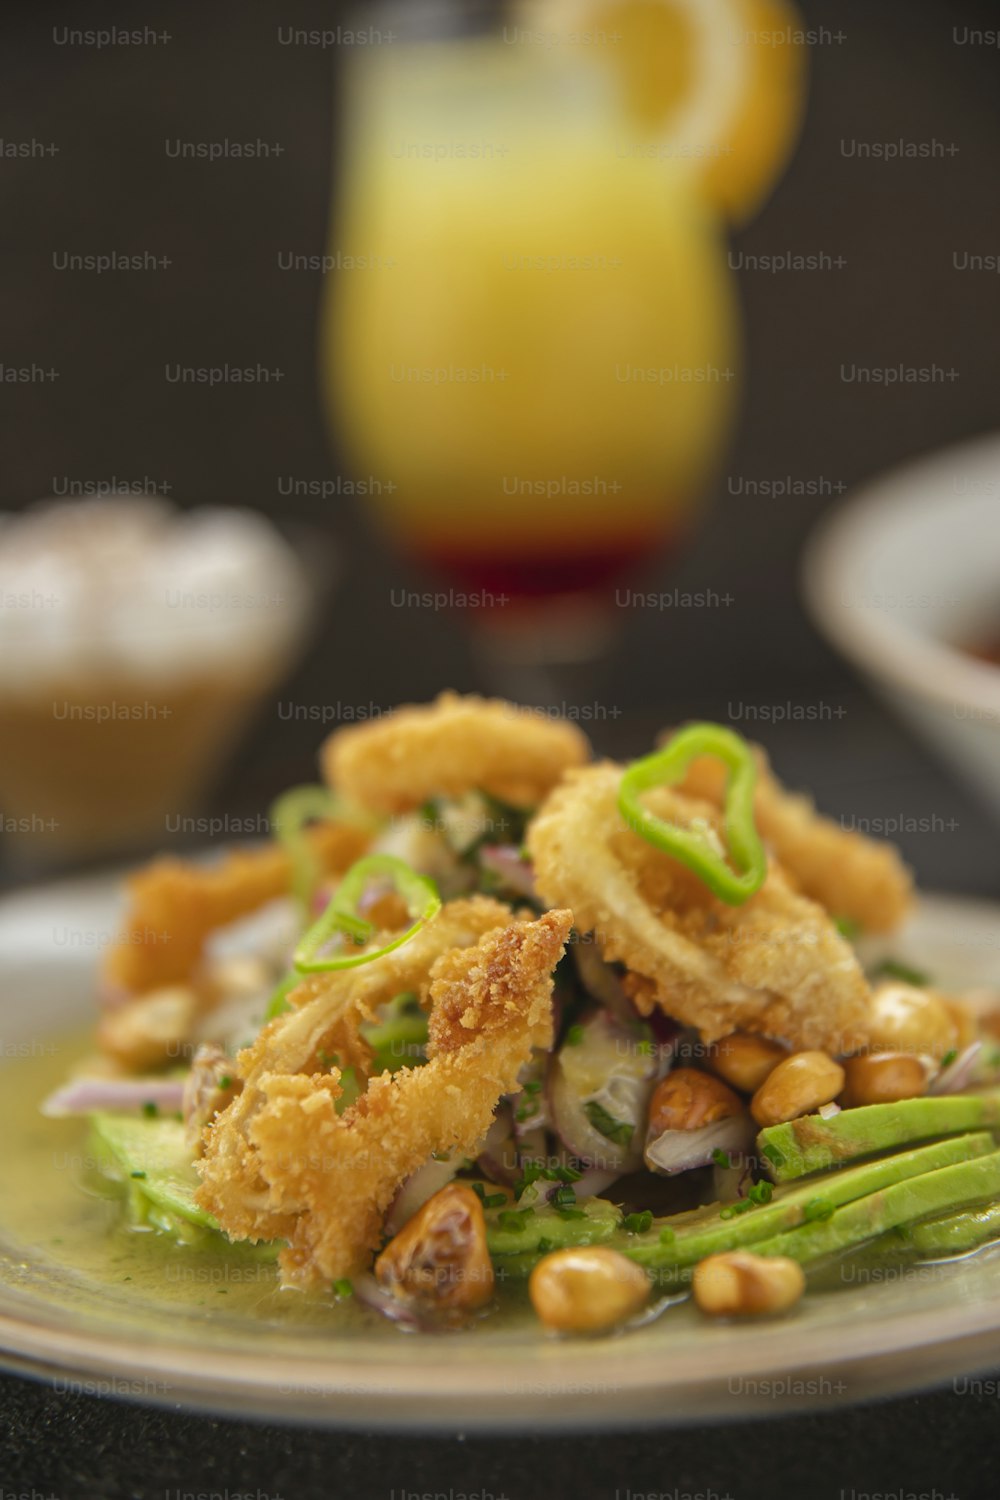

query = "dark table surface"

[3,1363,1000,1500]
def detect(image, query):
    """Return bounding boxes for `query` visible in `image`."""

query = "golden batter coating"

[196,906,571,1284]
[103,821,370,998]
[321,691,590,815]
[528,763,871,1053]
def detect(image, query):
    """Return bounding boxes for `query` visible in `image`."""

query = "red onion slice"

[644,1113,755,1176]
[475,1104,521,1186]
[41,1077,186,1118]
[929,1041,983,1096]
[384,1155,462,1236]
[548,1010,659,1173]
[477,845,537,901]
[570,943,636,1023]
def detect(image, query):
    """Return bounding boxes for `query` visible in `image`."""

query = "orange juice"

[323,38,739,601]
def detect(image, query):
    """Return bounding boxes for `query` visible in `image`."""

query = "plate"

[1,872,1000,1431]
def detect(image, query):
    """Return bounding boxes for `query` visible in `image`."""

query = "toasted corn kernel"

[840,1051,927,1108]
[97,985,197,1072]
[374,1182,494,1313]
[707,1033,789,1094]
[529,1246,651,1334]
[693,1251,805,1318]
[751,1051,845,1127]
[868,982,958,1060]
[648,1067,744,1136]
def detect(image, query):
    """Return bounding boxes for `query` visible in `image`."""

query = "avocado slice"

[867,1198,1000,1263]
[624,1132,992,1272]
[486,1193,621,1261]
[749,1149,1000,1266]
[758,1091,1000,1182]
[88,1111,278,1257]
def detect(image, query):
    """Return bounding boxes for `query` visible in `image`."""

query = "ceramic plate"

[1,873,1000,1430]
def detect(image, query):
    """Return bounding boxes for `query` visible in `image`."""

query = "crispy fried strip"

[675,745,913,933]
[528,764,870,1052]
[321,691,590,815]
[194,897,518,1249]
[103,821,370,997]
[198,908,572,1284]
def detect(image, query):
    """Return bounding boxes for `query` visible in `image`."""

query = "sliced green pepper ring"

[293,854,442,974]
[270,783,338,912]
[617,723,767,906]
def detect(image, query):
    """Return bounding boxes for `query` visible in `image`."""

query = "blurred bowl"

[803,432,1000,817]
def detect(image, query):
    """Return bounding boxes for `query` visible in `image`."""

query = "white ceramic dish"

[803,432,1000,818]
[2,873,1000,1429]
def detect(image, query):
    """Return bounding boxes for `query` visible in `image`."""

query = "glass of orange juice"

[322,1,741,689]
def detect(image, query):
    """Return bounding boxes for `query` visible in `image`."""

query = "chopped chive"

[871,957,929,987]
[130,1170,147,1179]
[583,1100,634,1148]
[622,1210,653,1234]
[332,1278,353,1298]
[711,1149,732,1169]
[471,1182,507,1210]
[218,1075,233,1090]
[803,1197,835,1222]
[565,1024,585,1046]
[747,1180,773,1205]
[941,1049,958,1069]
[141,1101,158,1119]
[497,1208,534,1233]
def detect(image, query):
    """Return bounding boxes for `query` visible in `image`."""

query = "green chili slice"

[617,723,766,906]
[271,784,338,912]
[293,854,441,974]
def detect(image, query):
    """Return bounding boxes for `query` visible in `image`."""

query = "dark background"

[2,0,1000,1494]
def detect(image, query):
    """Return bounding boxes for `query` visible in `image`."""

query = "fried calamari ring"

[198,907,572,1283]
[321,691,590,815]
[195,896,518,1247]
[528,764,871,1052]
[103,821,370,999]
[674,741,913,933]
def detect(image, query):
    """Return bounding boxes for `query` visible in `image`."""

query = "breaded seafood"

[104,821,370,997]
[322,691,590,815]
[675,742,913,933]
[528,763,871,1052]
[197,907,571,1284]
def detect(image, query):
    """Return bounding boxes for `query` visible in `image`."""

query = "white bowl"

[803,432,1000,818]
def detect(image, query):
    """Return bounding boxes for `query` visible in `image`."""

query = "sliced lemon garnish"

[515,0,807,224]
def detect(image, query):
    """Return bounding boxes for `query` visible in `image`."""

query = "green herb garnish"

[618,723,766,905]
[622,1210,653,1234]
[294,854,441,975]
[471,1183,507,1210]
[803,1197,835,1222]
[497,1208,534,1233]
[872,958,929,987]
[583,1100,634,1148]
